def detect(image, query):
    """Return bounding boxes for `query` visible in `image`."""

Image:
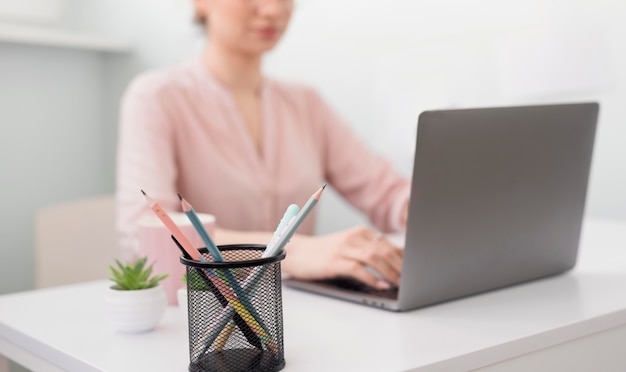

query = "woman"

[116,0,411,290]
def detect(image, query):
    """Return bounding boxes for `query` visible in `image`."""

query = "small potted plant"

[177,270,212,319]
[105,257,168,333]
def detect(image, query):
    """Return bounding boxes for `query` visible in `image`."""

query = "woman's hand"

[282,227,403,290]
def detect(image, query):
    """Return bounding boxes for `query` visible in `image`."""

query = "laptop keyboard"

[315,277,399,299]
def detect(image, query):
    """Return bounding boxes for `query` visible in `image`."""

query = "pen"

[269,184,326,256]
[172,235,263,350]
[188,251,284,359]
[215,203,301,348]
[142,190,267,348]
[141,190,266,350]
[195,186,325,352]
[172,235,278,354]
[177,193,277,354]
[265,204,300,255]
[143,190,275,354]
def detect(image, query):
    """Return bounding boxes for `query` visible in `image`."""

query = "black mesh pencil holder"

[180,244,286,372]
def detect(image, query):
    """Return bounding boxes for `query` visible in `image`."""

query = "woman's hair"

[194,9,207,26]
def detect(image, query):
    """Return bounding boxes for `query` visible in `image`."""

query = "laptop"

[283,102,599,312]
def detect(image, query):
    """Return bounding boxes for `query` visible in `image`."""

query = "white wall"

[0,43,110,295]
[2,0,625,295]
[71,0,626,231]
[266,0,626,224]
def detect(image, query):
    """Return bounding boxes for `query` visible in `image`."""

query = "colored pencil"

[177,193,277,355]
[195,185,325,355]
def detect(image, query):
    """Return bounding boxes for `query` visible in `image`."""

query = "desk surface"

[1,217,626,372]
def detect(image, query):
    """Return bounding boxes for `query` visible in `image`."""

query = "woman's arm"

[309,90,411,233]
[215,226,400,290]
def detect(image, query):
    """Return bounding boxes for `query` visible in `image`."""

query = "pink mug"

[137,212,216,306]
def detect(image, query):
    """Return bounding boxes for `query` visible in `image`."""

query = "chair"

[34,195,118,288]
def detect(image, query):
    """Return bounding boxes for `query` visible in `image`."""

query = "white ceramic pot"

[105,284,167,333]
[177,287,188,323]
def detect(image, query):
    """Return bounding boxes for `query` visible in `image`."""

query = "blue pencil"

[178,193,222,261]
[194,185,326,353]
[178,193,275,351]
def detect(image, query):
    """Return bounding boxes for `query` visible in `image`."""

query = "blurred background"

[1,0,625,298]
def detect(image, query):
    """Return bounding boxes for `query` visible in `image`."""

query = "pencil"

[213,322,236,350]
[196,185,325,352]
[141,190,200,260]
[177,193,277,354]
[215,203,300,349]
[178,193,222,261]
[168,239,276,354]
[140,190,266,351]
[172,235,263,350]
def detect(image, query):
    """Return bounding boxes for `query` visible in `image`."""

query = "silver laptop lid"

[399,102,598,310]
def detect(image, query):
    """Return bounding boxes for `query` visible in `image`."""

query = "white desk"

[1,217,626,372]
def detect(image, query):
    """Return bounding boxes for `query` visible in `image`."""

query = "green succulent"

[108,257,168,290]
[181,270,211,291]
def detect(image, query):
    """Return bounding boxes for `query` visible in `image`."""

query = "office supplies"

[284,102,599,312]
[141,190,200,261]
[182,187,324,356]
[177,193,275,351]
[193,207,300,350]
[213,322,236,350]
[174,238,278,355]
[266,204,300,253]
[269,184,326,256]
[180,245,286,370]
[142,190,267,350]
[214,203,301,348]
[5,219,626,372]
[172,235,263,350]
[137,211,215,305]
[178,193,222,261]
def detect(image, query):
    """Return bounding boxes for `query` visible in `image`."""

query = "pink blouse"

[116,58,411,260]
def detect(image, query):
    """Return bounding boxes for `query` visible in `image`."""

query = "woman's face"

[196,0,294,57]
